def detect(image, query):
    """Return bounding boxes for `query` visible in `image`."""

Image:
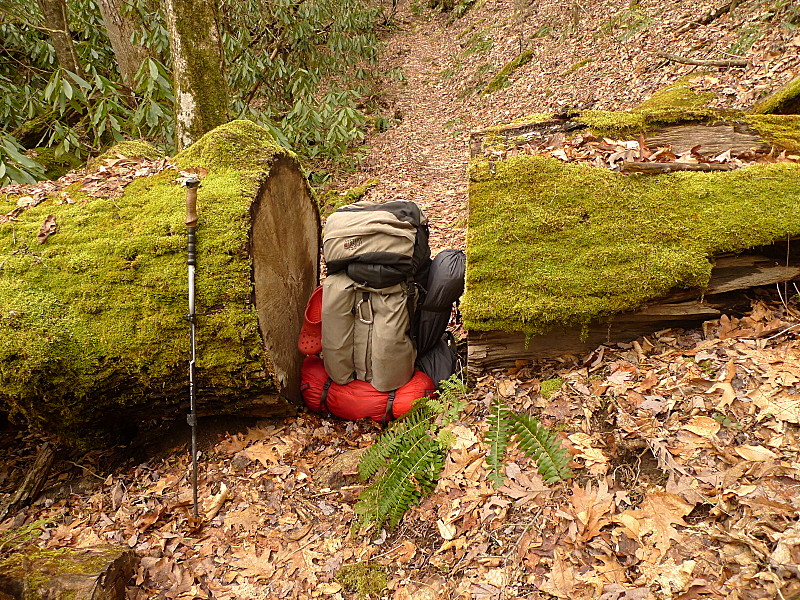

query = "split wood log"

[0,120,319,447]
[470,118,771,159]
[643,123,769,155]
[0,442,56,521]
[467,250,800,371]
[0,545,134,600]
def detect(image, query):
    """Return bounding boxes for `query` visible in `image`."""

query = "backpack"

[321,201,430,392]
[301,356,436,423]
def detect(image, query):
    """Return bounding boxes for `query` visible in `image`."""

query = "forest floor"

[2,0,800,599]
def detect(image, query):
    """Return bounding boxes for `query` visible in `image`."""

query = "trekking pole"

[184,175,201,524]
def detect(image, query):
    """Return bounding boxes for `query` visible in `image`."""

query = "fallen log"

[465,109,800,370]
[468,249,800,371]
[0,120,319,446]
[0,545,134,600]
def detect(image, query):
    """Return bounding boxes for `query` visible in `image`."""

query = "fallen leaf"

[682,416,720,437]
[437,519,457,540]
[37,214,57,244]
[734,444,777,462]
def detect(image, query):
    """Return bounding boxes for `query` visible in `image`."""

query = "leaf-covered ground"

[2,296,800,599]
[3,0,800,598]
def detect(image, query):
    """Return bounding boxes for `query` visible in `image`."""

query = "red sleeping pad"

[301,356,436,423]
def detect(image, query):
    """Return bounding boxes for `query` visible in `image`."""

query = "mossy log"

[0,545,134,600]
[752,76,800,116]
[0,120,319,446]
[465,110,800,370]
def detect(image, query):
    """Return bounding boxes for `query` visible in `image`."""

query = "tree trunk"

[97,0,149,88]
[466,110,800,370]
[36,0,81,74]
[0,121,319,448]
[164,0,229,150]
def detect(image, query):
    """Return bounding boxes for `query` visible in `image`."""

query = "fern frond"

[512,414,573,484]
[353,376,469,534]
[484,397,514,488]
[425,374,467,427]
[354,434,445,531]
[358,402,434,480]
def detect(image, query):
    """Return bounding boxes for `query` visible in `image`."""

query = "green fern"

[512,414,573,484]
[484,398,514,488]
[354,375,465,534]
[357,401,436,480]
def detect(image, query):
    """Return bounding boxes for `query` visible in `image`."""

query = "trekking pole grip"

[185,176,200,227]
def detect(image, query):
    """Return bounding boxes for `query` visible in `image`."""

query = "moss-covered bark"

[463,113,800,335]
[0,120,318,447]
[165,0,229,149]
[0,545,134,600]
[752,76,800,116]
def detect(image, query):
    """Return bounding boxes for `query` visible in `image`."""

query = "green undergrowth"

[353,376,467,533]
[336,562,388,597]
[485,397,572,488]
[0,120,290,446]
[464,154,800,335]
[482,50,533,95]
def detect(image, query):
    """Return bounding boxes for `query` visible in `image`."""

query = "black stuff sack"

[416,249,465,356]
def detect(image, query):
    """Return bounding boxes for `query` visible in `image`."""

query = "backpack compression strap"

[381,390,397,425]
[320,378,334,415]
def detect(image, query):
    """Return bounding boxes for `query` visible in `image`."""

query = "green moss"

[540,377,564,399]
[575,104,746,139]
[745,115,800,153]
[86,139,165,170]
[634,76,715,113]
[176,119,287,173]
[0,546,126,595]
[482,50,533,95]
[464,154,800,335]
[336,562,388,597]
[751,76,800,116]
[318,178,379,217]
[30,147,83,180]
[0,120,298,446]
[562,58,592,77]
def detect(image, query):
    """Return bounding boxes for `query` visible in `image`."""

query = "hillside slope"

[345,0,799,251]
[1,2,800,600]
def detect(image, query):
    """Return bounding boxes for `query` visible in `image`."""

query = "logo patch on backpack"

[343,237,363,251]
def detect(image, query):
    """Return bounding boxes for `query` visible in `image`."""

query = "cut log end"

[250,156,320,403]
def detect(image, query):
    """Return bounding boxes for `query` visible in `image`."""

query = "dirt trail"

[343,0,799,252]
[357,11,473,252]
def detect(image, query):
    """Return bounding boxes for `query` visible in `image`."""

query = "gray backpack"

[321,201,430,392]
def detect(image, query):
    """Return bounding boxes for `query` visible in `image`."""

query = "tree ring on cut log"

[250,156,320,400]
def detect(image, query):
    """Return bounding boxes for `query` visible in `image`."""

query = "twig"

[761,322,800,342]
[65,460,106,481]
[656,51,748,68]
[675,1,737,34]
